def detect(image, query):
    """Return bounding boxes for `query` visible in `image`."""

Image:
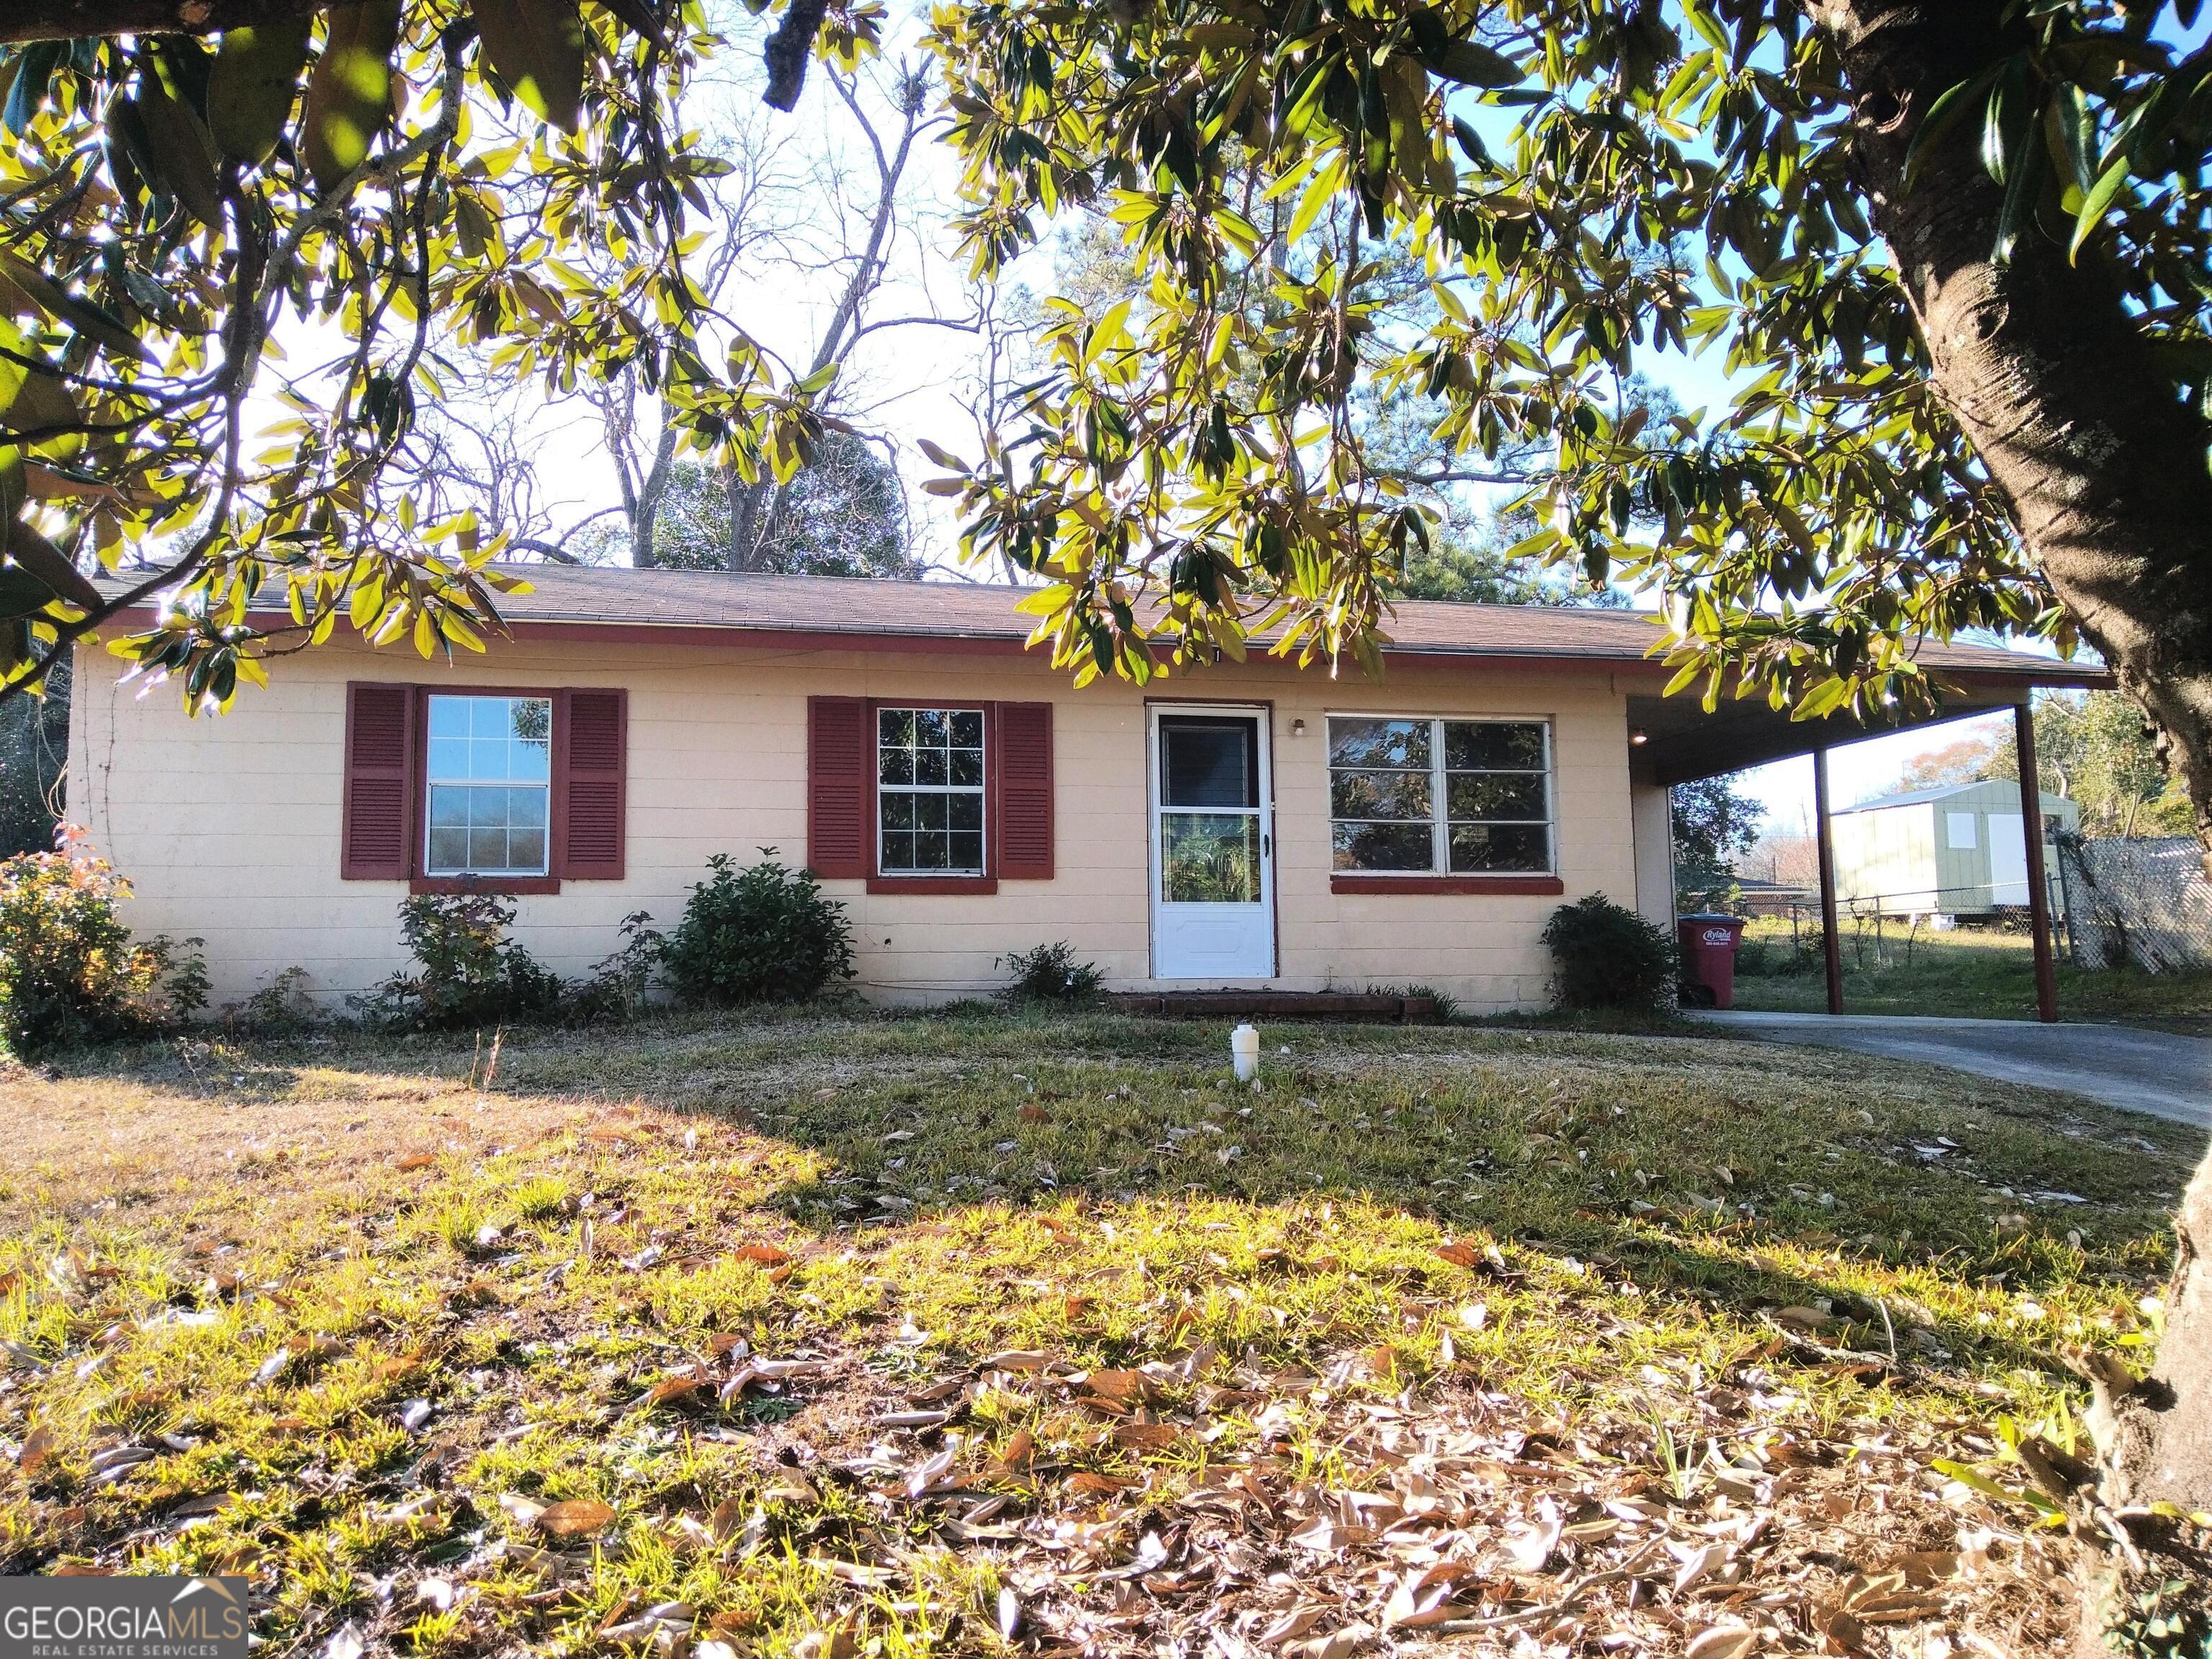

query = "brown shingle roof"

[102,563,2100,684]
[469,565,2098,683]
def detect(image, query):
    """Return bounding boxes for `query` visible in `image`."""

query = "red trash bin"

[1677,914,1747,1010]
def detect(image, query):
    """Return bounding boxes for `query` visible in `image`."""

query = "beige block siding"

[69,633,1642,1015]
[1629,775,1676,930]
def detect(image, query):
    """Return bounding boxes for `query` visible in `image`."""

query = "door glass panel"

[1160,812,1261,903]
[1161,720,1256,808]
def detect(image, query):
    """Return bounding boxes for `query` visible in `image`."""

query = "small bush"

[0,831,205,1057]
[566,911,665,1024]
[228,966,318,1035]
[360,896,667,1033]
[356,891,567,1032]
[999,941,1106,1004]
[1540,893,1678,1012]
[662,850,855,1007]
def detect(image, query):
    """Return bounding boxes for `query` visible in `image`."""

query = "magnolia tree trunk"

[1816,0,2212,1642]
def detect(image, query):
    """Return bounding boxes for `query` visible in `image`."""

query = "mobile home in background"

[1830,779,2079,920]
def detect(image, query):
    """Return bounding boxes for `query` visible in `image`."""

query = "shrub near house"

[0,832,204,1057]
[661,851,855,1007]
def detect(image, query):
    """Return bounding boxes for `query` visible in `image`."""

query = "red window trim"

[412,876,563,896]
[866,875,1000,895]
[866,697,1000,893]
[1330,874,1566,896]
[342,683,621,888]
[412,685,561,890]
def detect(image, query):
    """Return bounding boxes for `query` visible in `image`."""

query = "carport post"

[2015,701,2060,1023]
[1813,745,1844,1015]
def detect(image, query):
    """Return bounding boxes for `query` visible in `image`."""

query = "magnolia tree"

[911,0,2212,1640]
[0,0,884,701]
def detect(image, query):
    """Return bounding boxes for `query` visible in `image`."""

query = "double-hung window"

[878,706,986,875]
[1328,715,1553,875]
[424,694,553,877]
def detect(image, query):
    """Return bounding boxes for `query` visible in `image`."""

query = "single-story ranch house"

[68,567,2098,1013]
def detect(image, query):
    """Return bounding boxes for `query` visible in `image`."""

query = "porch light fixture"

[1290,718,1307,736]
[1629,727,1649,746]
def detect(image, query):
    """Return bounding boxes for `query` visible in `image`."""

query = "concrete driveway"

[1691,1010,2209,1128]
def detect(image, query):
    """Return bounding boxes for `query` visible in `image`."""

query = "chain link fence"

[2054,834,2212,971]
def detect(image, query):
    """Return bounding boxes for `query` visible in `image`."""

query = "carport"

[1622,649,2111,1022]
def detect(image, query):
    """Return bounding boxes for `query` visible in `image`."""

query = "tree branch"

[1,0,331,43]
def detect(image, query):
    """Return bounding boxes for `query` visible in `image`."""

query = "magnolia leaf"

[1428,40,1519,89]
[588,0,670,49]
[0,255,144,362]
[1684,1626,1757,1659]
[209,17,315,166]
[302,1,403,191]
[3,42,65,138]
[474,0,588,132]
[2,517,102,613]
[0,320,82,438]
[2070,156,2131,264]
[131,85,225,228]
[534,1497,616,1536]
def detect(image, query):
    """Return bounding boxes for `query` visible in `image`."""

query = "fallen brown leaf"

[1685,1624,1758,1659]
[535,1498,616,1537]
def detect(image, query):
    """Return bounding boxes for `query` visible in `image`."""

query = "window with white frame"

[424,694,553,876]
[1327,716,1553,874]
[878,706,986,874]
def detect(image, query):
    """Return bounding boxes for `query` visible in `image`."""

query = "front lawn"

[2,1010,2202,1656]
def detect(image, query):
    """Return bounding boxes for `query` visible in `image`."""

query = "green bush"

[356,891,567,1031]
[1540,893,1678,1012]
[0,832,206,1056]
[229,966,318,1035]
[998,941,1106,1004]
[566,912,665,1023]
[360,895,669,1033]
[662,850,855,1007]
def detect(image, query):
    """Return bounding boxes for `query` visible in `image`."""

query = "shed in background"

[1831,779,2080,918]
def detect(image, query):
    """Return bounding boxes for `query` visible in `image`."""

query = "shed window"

[424,695,552,876]
[878,707,986,874]
[1946,811,1978,850]
[1328,716,1553,875]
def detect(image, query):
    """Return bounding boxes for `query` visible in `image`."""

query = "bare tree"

[727,58,978,571]
[411,48,979,575]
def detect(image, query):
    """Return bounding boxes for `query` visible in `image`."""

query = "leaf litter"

[1,1010,2198,1656]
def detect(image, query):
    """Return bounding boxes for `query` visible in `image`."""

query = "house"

[68,567,2099,1012]
[1831,779,2081,919]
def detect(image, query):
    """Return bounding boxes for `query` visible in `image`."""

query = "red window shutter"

[341,683,415,880]
[808,696,871,878]
[556,689,627,880]
[994,700,1054,880]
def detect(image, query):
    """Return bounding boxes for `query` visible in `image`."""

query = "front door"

[1150,708,1276,980]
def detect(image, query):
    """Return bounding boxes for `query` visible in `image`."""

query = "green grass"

[1730,916,2212,1033]
[1,1007,2202,1656]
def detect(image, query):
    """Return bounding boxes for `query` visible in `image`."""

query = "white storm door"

[1987,813,2030,905]
[1149,708,1276,980]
